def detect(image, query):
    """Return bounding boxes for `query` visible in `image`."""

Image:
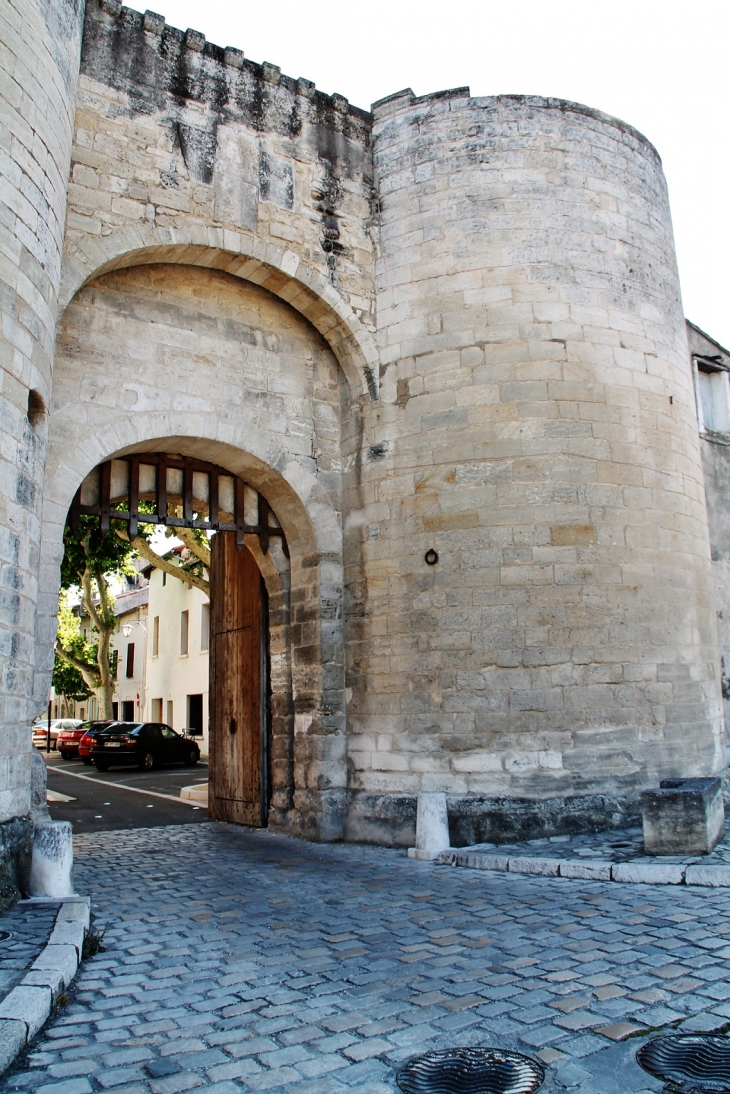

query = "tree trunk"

[94,617,115,719]
[79,561,117,719]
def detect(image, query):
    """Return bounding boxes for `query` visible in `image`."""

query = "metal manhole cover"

[637,1034,730,1092]
[396,1047,545,1094]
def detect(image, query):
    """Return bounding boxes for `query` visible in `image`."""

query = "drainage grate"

[396,1047,545,1094]
[637,1034,730,1092]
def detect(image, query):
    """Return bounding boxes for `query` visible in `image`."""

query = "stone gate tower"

[345,90,724,842]
[0,0,724,863]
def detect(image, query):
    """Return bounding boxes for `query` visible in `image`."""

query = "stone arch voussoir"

[35,425,345,760]
[59,229,379,400]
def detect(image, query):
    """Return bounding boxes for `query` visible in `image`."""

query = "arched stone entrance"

[69,451,285,827]
[37,258,353,841]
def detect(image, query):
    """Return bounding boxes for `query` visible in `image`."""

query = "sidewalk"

[442,818,730,885]
[0,822,728,1092]
[0,897,89,1072]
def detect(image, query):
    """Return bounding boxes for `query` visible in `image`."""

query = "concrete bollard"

[29,822,74,898]
[30,750,50,823]
[408,792,450,860]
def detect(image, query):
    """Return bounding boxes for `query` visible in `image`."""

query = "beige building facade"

[145,567,210,749]
[56,572,148,722]
[0,0,727,871]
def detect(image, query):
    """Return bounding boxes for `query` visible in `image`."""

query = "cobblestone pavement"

[0,901,59,996]
[3,823,730,1093]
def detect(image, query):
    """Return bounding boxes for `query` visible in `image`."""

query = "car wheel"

[81,758,92,766]
[183,749,198,767]
[60,751,73,761]
[94,761,110,772]
[138,752,154,772]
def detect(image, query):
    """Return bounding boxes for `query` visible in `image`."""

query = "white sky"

[151,0,729,349]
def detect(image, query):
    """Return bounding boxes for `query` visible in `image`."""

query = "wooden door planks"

[209,533,264,826]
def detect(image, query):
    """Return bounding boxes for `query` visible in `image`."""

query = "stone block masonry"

[346,89,724,840]
[0,0,726,845]
[642,777,725,855]
[0,0,84,850]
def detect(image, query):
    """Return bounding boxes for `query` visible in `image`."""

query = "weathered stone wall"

[10,1,724,844]
[32,0,379,841]
[689,322,730,751]
[40,262,350,839]
[344,90,724,840]
[0,0,84,824]
[63,0,376,363]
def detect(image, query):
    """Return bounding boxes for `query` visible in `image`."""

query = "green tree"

[52,654,93,705]
[55,509,211,718]
[55,518,134,718]
[115,519,210,597]
[51,594,94,704]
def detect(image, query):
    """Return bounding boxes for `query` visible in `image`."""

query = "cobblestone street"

[2,823,730,1093]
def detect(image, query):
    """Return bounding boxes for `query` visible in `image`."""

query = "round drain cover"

[396,1047,545,1094]
[637,1034,730,1092]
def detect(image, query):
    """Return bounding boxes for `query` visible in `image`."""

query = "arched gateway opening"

[38,257,354,841]
[69,452,287,826]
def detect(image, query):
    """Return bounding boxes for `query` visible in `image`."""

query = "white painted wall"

[145,568,210,755]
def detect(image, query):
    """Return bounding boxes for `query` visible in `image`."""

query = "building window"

[180,610,189,656]
[152,697,163,722]
[152,615,160,657]
[125,642,135,678]
[121,699,134,721]
[111,650,119,679]
[201,604,210,653]
[112,701,118,720]
[697,362,730,434]
[166,699,174,728]
[187,694,203,736]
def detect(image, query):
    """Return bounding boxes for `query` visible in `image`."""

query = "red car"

[67,721,115,763]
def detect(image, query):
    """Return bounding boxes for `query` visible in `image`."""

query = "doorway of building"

[187,694,204,736]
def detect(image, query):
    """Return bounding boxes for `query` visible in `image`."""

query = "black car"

[90,722,200,772]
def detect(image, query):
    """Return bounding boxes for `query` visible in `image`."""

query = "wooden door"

[209,533,266,825]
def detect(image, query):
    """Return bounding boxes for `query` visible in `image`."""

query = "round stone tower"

[347,90,724,840]
[0,0,84,833]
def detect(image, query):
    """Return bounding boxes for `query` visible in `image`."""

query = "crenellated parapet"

[71,0,377,322]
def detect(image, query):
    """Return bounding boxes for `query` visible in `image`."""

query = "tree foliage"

[52,652,93,703]
[54,505,211,717]
[55,518,134,717]
[51,595,94,702]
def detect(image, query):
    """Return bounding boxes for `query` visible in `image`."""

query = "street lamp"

[120,619,147,638]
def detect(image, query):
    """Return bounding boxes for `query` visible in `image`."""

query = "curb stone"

[0,896,89,1074]
[436,850,730,886]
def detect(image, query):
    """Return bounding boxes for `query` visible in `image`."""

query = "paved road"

[44,753,209,832]
[3,823,730,1093]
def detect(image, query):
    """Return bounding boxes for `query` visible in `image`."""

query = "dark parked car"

[58,720,114,760]
[76,721,117,764]
[91,722,200,772]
